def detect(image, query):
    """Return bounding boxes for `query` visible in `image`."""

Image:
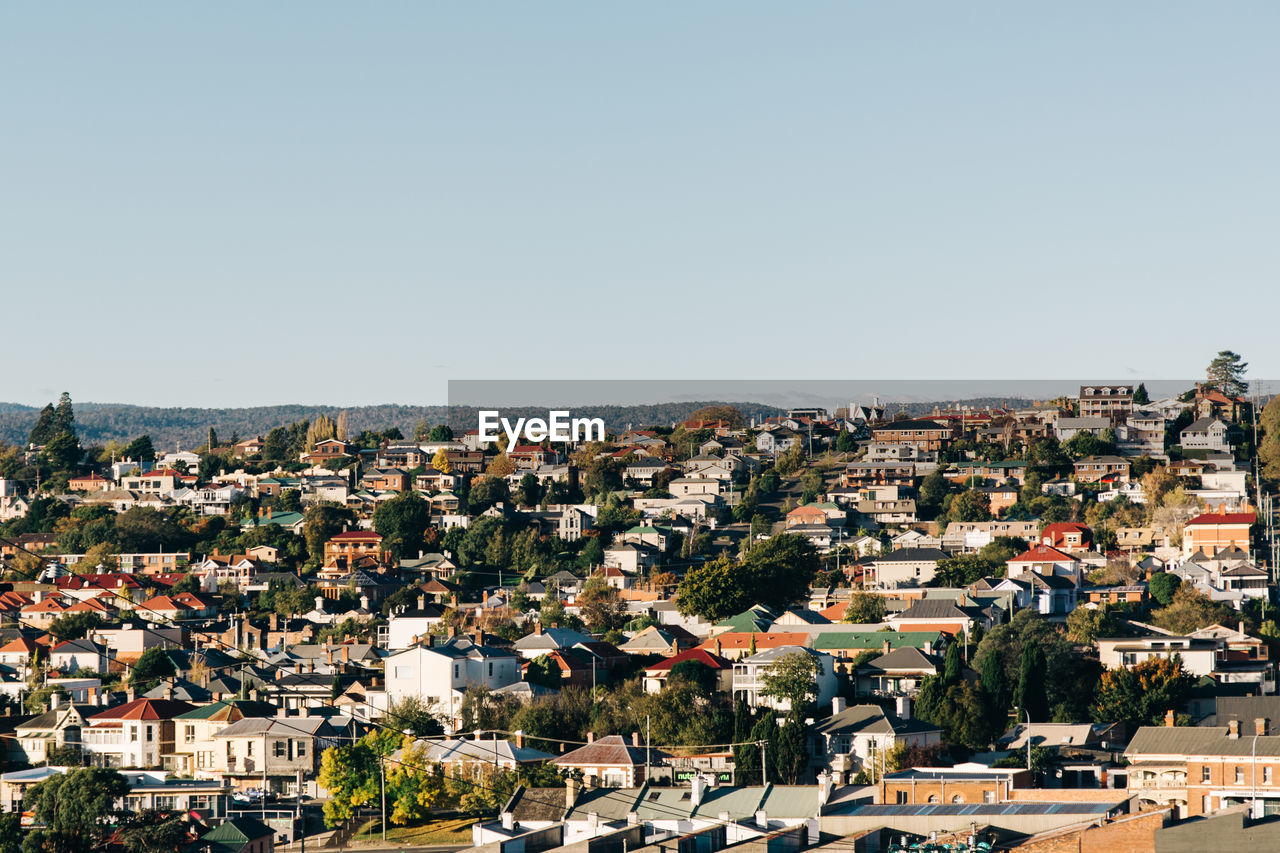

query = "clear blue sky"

[4,3,1279,407]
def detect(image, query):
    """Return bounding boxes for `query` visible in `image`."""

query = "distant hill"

[0,396,1040,450]
[0,401,786,450]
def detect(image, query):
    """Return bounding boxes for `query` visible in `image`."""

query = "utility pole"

[380,753,386,841]
[759,739,768,786]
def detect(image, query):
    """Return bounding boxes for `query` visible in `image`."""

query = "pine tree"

[1132,383,1150,405]
[1206,351,1249,397]
[943,642,962,685]
[1013,644,1049,722]
[53,392,75,436]
[28,404,56,446]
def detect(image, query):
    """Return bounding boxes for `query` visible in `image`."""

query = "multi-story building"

[1078,385,1133,421]
[870,420,952,453]
[1127,718,1280,818]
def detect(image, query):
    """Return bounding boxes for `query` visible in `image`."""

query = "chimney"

[817,770,834,809]
[49,692,61,710]
[535,622,543,636]
[269,613,278,632]
[447,626,456,639]
[417,594,426,611]
[1257,718,1269,737]
[896,695,913,720]
[832,697,847,715]
[566,776,580,808]
[314,596,325,613]
[126,686,136,703]
[714,639,722,656]
[632,731,640,747]
[474,629,483,647]
[755,810,768,830]
[424,634,433,647]
[501,812,514,831]
[1164,709,1175,728]
[883,640,892,654]
[342,646,349,662]
[691,774,708,807]
[1229,719,1240,739]
[515,730,524,749]
[587,732,594,744]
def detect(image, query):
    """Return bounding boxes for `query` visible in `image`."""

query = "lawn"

[352,816,478,845]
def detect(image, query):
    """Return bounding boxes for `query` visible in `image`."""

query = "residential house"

[82,698,197,768]
[871,420,952,452]
[865,548,947,588]
[812,700,943,785]
[1078,385,1133,421]
[642,648,734,694]
[215,716,338,794]
[731,646,837,712]
[553,735,671,788]
[1183,510,1256,560]
[1073,456,1131,484]
[384,636,521,724]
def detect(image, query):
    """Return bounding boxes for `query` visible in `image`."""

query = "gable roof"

[553,735,670,768]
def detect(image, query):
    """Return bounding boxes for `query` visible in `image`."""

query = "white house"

[731,646,837,712]
[384,636,520,725]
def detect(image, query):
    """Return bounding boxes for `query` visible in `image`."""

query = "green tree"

[1148,571,1181,606]
[759,651,820,714]
[516,473,543,507]
[48,612,103,643]
[843,591,886,624]
[303,504,356,565]
[676,534,819,620]
[1065,606,1120,645]
[917,470,949,519]
[524,655,562,690]
[835,431,858,453]
[1205,350,1248,397]
[1132,383,1150,405]
[1092,656,1193,731]
[427,424,454,442]
[129,647,177,693]
[946,489,990,523]
[577,577,628,633]
[373,491,432,560]
[22,767,130,853]
[1014,644,1049,723]
[123,435,156,463]
[1150,586,1235,634]
[317,738,383,826]
[28,404,57,446]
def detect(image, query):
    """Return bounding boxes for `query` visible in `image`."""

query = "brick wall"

[1010,808,1168,853]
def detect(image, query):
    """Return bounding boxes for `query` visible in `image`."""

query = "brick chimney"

[631,731,640,746]
[1229,719,1240,739]
[1165,710,1176,728]
[565,776,580,808]
[1257,718,1269,737]
[535,621,543,635]
[587,732,594,744]
[515,730,524,749]
[883,639,892,654]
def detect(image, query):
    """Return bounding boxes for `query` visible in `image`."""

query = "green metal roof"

[811,631,939,650]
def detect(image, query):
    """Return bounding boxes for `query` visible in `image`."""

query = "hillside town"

[4,354,1280,852]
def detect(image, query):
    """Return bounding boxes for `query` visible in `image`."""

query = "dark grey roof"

[877,548,948,563]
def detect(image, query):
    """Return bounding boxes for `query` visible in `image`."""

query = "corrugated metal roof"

[1127,726,1280,757]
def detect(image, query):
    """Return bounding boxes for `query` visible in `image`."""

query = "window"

[131,726,139,743]
[983,791,995,804]
[951,795,964,804]
[185,725,196,744]
[1202,766,1211,783]
[896,791,908,804]
[146,726,154,742]
[274,740,287,758]
[927,795,939,804]
[1236,767,1245,785]
[248,741,255,756]
[297,740,306,757]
